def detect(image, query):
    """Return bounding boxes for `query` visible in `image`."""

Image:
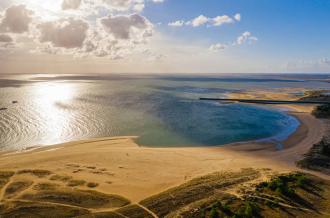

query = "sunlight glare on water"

[31,82,76,145]
[3,74,327,150]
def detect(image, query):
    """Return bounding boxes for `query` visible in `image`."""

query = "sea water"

[0,73,329,150]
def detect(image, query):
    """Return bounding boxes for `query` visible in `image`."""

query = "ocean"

[0,73,329,150]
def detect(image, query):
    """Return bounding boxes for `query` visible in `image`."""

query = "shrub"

[312,104,330,119]
[87,182,99,188]
[222,203,231,214]
[209,207,219,218]
[235,201,260,218]
[244,201,259,217]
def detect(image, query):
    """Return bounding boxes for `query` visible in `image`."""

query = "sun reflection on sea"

[32,82,76,145]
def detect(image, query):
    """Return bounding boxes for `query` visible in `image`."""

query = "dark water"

[0,73,329,150]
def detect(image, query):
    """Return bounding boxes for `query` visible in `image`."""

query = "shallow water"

[0,74,329,150]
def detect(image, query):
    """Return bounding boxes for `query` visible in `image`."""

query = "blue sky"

[145,0,330,60]
[0,0,329,74]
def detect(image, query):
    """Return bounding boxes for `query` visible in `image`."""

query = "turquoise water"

[0,74,329,150]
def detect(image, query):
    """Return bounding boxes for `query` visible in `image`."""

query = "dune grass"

[0,171,15,190]
[140,168,260,217]
[17,169,52,178]
[0,201,90,218]
[4,180,33,198]
[67,179,86,187]
[21,189,130,209]
[139,171,330,218]
[298,137,330,174]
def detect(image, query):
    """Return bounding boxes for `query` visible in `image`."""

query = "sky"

[0,0,330,74]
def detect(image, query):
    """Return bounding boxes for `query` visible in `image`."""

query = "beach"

[0,86,330,217]
[0,102,326,203]
[0,0,329,215]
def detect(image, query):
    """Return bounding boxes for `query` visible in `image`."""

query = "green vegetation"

[298,89,330,174]
[236,201,260,218]
[256,173,309,196]
[299,90,330,118]
[140,168,259,217]
[140,172,330,218]
[300,90,330,103]
[0,169,329,217]
[198,173,328,218]
[298,137,330,174]
[312,104,330,119]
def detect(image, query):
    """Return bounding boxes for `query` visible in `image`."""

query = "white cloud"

[100,14,152,40]
[209,43,226,52]
[169,13,240,28]
[234,13,241,21]
[235,31,258,45]
[0,0,156,59]
[74,13,153,58]
[168,20,184,27]
[33,13,153,58]
[209,31,258,52]
[62,0,81,10]
[0,0,164,54]
[212,15,234,26]
[38,18,89,49]
[189,15,209,27]
[0,4,33,34]
[133,2,145,12]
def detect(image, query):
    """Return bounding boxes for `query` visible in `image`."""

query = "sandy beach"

[0,104,326,203]
[0,86,329,217]
[0,1,329,215]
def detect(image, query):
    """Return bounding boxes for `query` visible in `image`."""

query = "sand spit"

[0,109,326,203]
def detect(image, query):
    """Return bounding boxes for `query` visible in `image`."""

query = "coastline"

[0,106,326,202]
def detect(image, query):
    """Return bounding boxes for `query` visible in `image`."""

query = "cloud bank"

[0,0,160,58]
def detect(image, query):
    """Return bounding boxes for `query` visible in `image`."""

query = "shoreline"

[1,103,305,154]
[283,112,309,148]
[0,86,327,203]
[0,107,326,202]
